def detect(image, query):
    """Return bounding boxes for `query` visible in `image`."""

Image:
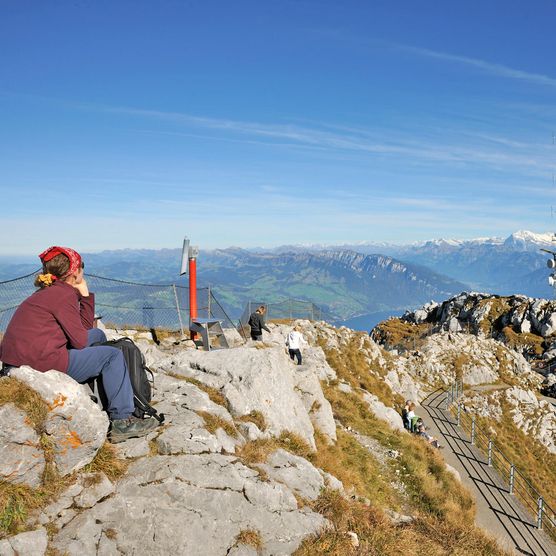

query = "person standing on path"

[248,305,270,341]
[286,325,307,365]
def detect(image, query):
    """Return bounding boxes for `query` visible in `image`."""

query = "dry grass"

[166,373,228,407]
[197,411,238,438]
[252,342,275,349]
[471,406,556,512]
[322,383,475,522]
[237,431,314,464]
[236,410,268,431]
[452,353,471,381]
[295,487,510,555]
[0,378,77,538]
[501,326,544,357]
[317,334,404,409]
[0,470,74,539]
[310,430,399,510]
[477,297,511,335]
[234,528,264,550]
[0,377,49,432]
[371,319,433,353]
[82,442,129,482]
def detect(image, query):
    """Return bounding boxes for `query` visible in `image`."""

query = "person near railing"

[416,423,443,449]
[0,246,160,443]
[401,400,412,430]
[248,305,270,341]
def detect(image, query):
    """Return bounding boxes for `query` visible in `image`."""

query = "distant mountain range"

[256,230,556,298]
[1,231,554,330]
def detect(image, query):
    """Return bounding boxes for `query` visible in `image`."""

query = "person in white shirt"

[285,325,307,365]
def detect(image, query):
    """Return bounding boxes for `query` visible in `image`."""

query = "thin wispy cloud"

[398,44,556,88]
[94,103,553,176]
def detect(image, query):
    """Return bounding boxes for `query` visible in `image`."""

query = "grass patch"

[310,430,399,509]
[500,327,544,357]
[317,333,404,409]
[0,377,49,432]
[477,297,511,335]
[252,342,274,349]
[237,431,313,464]
[371,319,433,353]
[166,373,228,407]
[236,410,268,431]
[322,383,475,523]
[197,411,238,438]
[466,404,556,513]
[234,528,263,550]
[295,488,510,556]
[0,470,74,539]
[82,442,128,482]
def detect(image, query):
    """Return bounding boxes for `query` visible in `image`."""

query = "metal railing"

[445,382,556,538]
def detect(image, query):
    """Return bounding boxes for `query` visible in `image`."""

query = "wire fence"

[445,382,556,540]
[239,299,326,326]
[0,271,238,336]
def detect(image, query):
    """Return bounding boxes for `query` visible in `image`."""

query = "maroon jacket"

[0,281,95,372]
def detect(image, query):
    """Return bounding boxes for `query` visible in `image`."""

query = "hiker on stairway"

[285,324,307,365]
[248,305,270,341]
[0,246,159,443]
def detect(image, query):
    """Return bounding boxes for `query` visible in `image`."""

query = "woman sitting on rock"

[0,246,158,443]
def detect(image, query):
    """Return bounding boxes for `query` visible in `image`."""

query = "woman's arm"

[52,287,91,349]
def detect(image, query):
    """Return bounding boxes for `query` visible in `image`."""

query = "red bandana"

[38,246,82,279]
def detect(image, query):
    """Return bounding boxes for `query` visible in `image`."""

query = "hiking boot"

[109,416,159,444]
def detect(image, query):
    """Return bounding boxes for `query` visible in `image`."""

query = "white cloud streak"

[398,44,556,88]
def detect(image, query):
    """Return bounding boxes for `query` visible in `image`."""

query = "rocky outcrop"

[156,337,338,450]
[402,292,556,354]
[463,387,556,454]
[398,333,540,388]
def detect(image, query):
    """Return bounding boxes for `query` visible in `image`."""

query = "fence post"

[172,285,185,337]
[208,285,212,318]
[537,497,544,529]
[487,440,493,466]
[509,465,515,495]
[457,403,461,426]
[471,415,476,445]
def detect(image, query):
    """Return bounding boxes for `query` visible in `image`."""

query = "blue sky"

[1,0,556,254]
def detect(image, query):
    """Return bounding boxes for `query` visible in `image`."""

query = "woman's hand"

[74,278,90,297]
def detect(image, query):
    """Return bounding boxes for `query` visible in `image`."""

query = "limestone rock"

[161,348,318,450]
[114,436,151,459]
[11,366,108,476]
[74,472,115,509]
[52,454,327,556]
[362,392,404,431]
[0,403,45,487]
[292,370,336,443]
[1,528,48,556]
[38,482,84,525]
[256,449,325,501]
